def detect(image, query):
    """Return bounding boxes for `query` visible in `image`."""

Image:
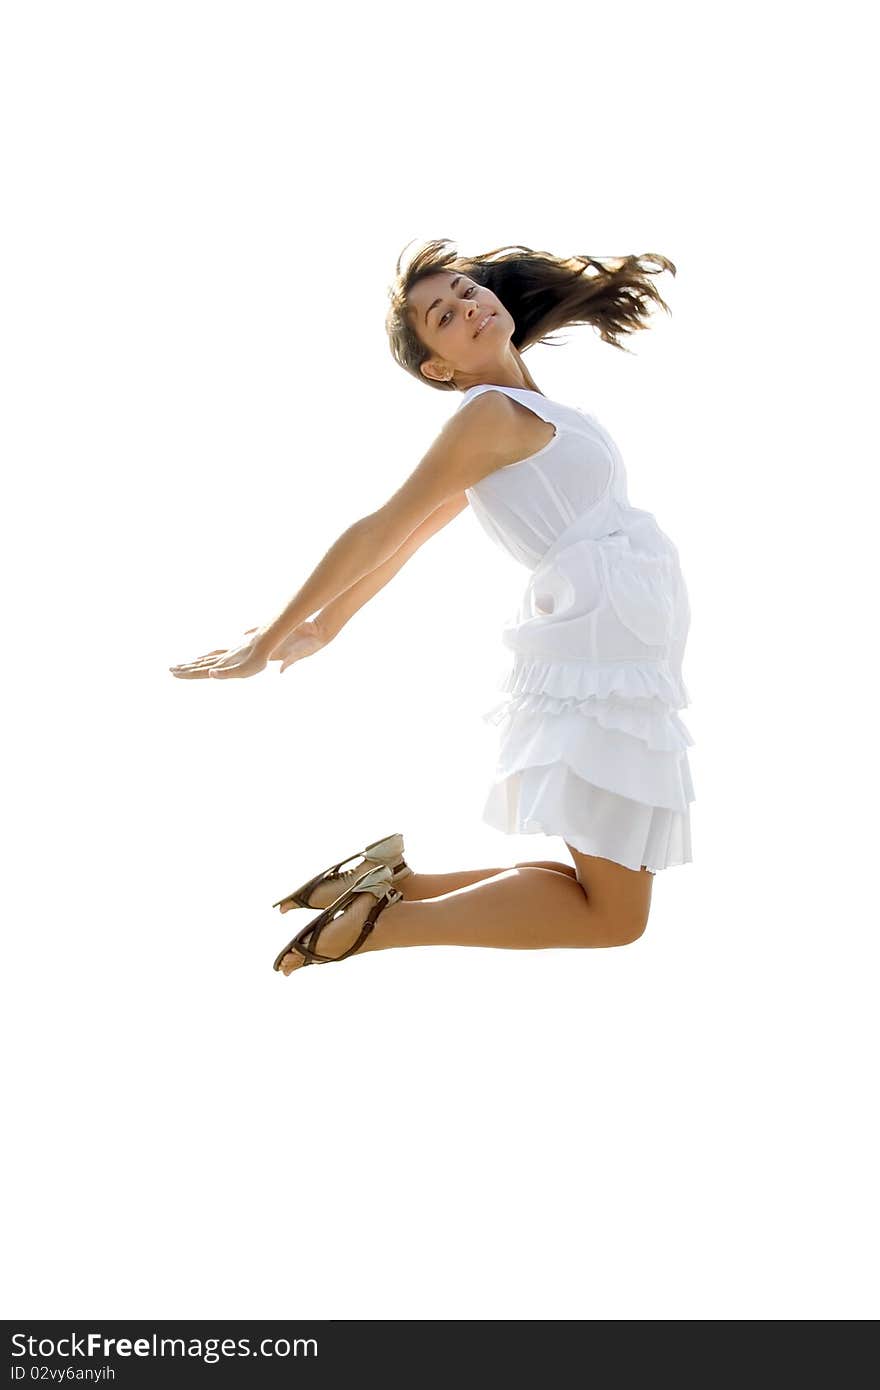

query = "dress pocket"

[599,535,676,648]
[503,538,606,660]
[527,538,602,620]
[529,567,575,617]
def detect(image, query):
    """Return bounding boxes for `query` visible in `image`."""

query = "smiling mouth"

[474,313,495,338]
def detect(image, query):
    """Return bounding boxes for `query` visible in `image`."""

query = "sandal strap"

[323,888,401,960]
[273,834,409,910]
[274,879,402,969]
[272,845,371,909]
[284,920,324,965]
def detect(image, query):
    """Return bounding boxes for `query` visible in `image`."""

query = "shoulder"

[445,388,524,458]
[424,387,523,470]
[451,388,558,471]
[452,387,519,432]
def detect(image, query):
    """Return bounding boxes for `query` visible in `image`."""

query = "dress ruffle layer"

[479,652,695,870]
[483,702,694,813]
[483,691,694,754]
[481,762,693,874]
[495,652,692,711]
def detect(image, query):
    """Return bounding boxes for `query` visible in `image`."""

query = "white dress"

[457,383,695,874]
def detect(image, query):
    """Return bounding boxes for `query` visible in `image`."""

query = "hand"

[245,620,328,673]
[169,629,269,680]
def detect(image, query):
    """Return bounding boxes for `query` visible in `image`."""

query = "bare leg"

[395,859,578,901]
[369,867,644,952]
[303,856,577,909]
[277,861,647,973]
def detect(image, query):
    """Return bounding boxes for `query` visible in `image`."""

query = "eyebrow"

[425,275,462,326]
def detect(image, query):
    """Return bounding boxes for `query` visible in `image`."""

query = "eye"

[439,285,477,327]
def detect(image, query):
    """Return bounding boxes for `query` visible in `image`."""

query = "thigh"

[564,842,654,936]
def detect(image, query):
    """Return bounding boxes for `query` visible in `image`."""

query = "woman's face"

[408,271,514,387]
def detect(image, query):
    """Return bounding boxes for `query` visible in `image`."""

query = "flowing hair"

[385,238,676,394]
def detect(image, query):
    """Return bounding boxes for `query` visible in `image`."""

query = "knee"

[611,917,648,947]
[581,910,649,949]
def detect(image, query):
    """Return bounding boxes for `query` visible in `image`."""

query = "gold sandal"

[272,863,403,971]
[271,831,412,911]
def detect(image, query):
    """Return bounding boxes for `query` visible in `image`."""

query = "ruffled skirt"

[479,656,695,874]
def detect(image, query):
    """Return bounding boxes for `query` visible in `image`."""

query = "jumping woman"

[169,239,695,976]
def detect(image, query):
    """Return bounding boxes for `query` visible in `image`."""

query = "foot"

[277,887,388,975]
[288,857,388,911]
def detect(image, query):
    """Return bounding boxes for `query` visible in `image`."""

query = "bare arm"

[256,392,512,655]
[255,518,386,654]
[314,493,468,641]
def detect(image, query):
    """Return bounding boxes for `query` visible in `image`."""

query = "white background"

[2,0,877,1320]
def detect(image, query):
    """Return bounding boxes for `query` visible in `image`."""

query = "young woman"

[170,240,695,976]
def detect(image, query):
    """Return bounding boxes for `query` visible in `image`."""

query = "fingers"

[170,650,226,671]
[171,662,235,679]
[170,654,229,677]
[170,633,265,679]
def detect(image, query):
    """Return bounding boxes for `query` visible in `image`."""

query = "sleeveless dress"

[456,383,695,874]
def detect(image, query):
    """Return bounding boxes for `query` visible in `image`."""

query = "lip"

[473,312,495,338]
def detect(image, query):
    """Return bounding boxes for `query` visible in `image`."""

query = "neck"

[461,348,544,396]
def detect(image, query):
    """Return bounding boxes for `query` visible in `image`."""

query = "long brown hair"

[385,238,676,395]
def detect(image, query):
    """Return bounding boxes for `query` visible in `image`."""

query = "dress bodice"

[456,383,630,570]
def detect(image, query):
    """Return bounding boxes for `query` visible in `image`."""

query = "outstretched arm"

[255,391,510,657]
[254,517,392,656]
[314,493,468,642]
